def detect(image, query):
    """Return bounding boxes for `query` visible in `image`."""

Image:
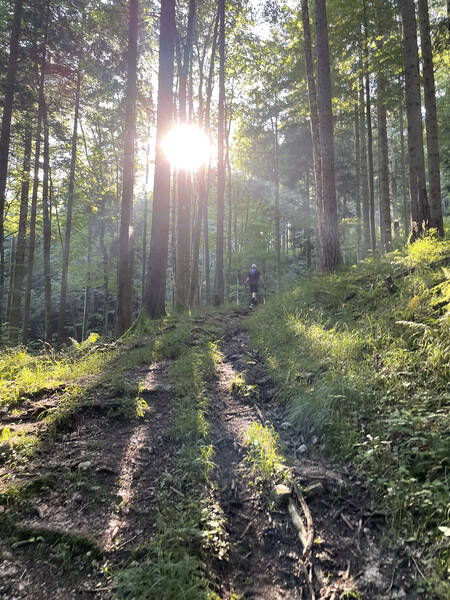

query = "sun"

[162,124,212,171]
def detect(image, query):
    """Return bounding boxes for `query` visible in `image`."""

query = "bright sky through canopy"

[162,124,212,171]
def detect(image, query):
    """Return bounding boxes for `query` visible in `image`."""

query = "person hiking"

[245,264,264,307]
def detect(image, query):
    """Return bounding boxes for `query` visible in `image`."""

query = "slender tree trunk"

[144,0,176,317]
[82,217,92,340]
[300,0,324,268]
[305,170,312,271]
[9,124,32,343]
[116,0,138,335]
[141,139,150,307]
[0,0,23,326]
[214,0,225,304]
[399,0,429,236]
[23,59,46,343]
[100,219,109,336]
[203,169,211,304]
[58,69,81,341]
[6,237,15,324]
[273,113,281,292]
[363,3,376,252]
[375,5,392,253]
[418,0,444,236]
[354,106,362,261]
[399,99,409,237]
[359,71,371,255]
[226,125,232,301]
[42,101,52,341]
[314,0,341,271]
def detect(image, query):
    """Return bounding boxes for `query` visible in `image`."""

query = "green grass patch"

[248,230,450,597]
[243,422,284,481]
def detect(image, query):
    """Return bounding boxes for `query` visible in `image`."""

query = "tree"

[314,0,340,271]
[399,0,429,236]
[214,0,225,304]
[418,0,444,236]
[116,0,138,336]
[144,0,176,318]
[0,0,24,325]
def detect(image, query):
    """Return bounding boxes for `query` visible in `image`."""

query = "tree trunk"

[141,140,150,307]
[116,0,138,335]
[273,113,281,292]
[300,0,324,269]
[226,125,232,302]
[399,0,429,236]
[58,69,81,341]
[214,0,225,304]
[314,0,341,271]
[144,0,176,317]
[363,2,376,252]
[354,105,362,261]
[359,71,371,255]
[100,218,109,336]
[42,100,52,341]
[9,123,32,343]
[399,97,410,237]
[82,216,92,341]
[0,0,23,326]
[418,0,444,236]
[375,4,392,253]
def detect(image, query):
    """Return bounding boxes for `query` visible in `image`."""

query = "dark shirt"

[248,269,260,284]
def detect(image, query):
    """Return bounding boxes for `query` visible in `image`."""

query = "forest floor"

[0,310,424,599]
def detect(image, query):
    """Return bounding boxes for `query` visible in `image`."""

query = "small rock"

[280,421,291,431]
[95,465,116,474]
[73,493,83,504]
[77,460,92,471]
[311,435,319,445]
[2,550,13,560]
[297,444,308,455]
[147,446,154,454]
[0,505,5,514]
[273,484,291,507]
[392,589,407,599]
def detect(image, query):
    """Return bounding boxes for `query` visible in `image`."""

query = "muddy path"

[0,311,419,599]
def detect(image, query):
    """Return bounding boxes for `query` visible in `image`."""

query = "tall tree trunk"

[42,101,52,341]
[9,123,32,343]
[399,98,410,237]
[300,0,324,268]
[82,216,92,340]
[272,113,281,292]
[141,140,150,307]
[6,237,15,324]
[175,0,196,311]
[58,69,81,341]
[314,0,341,271]
[359,71,371,255]
[144,0,176,317]
[354,105,362,261]
[116,0,138,335]
[363,2,376,252]
[100,218,109,336]
[418,0,444,236]
[0,0,23,326]
[23,53,46,344]
[203,169,211,304]
[305,170,312,272]
[375,4,392,253]
[399,0,429,236]
[226,123,232,301]
[214,0,225,304]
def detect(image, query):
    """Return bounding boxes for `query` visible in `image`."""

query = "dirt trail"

[0,311,419,599]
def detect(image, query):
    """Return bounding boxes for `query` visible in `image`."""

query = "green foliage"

[243,422,283,481]
[230,372,259,403]
[248,234,450,594]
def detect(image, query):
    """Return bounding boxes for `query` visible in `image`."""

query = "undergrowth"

[248,230,450,598]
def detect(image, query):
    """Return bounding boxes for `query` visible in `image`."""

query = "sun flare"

[162,124,212,171]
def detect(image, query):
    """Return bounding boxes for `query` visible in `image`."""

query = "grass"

[243,422,284,481]
[248,229,450,598]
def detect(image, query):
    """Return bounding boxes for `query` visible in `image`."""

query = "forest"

[0,0,449,598]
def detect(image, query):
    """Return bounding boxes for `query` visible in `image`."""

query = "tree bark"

[140,140,150,307]
[272,113,281,292]
[314,0,341,271]
[58,69,81,341]
[226,116,233,301]
[300,0,324,269]
[82,216,92,340]
[0,0,23,326]
[214,0,225,303]
[144,0,176,317]
[363,2,376,252]
[359,70,371,255]
[399,97,410,237]
[42,100,52,341]
[399,0,429,236]
[354,106,362,261]
[116,0,138,335]
[9,123,32,343]
[418,0,444,236]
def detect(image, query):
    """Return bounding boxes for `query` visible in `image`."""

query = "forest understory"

[0,307,431,600]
